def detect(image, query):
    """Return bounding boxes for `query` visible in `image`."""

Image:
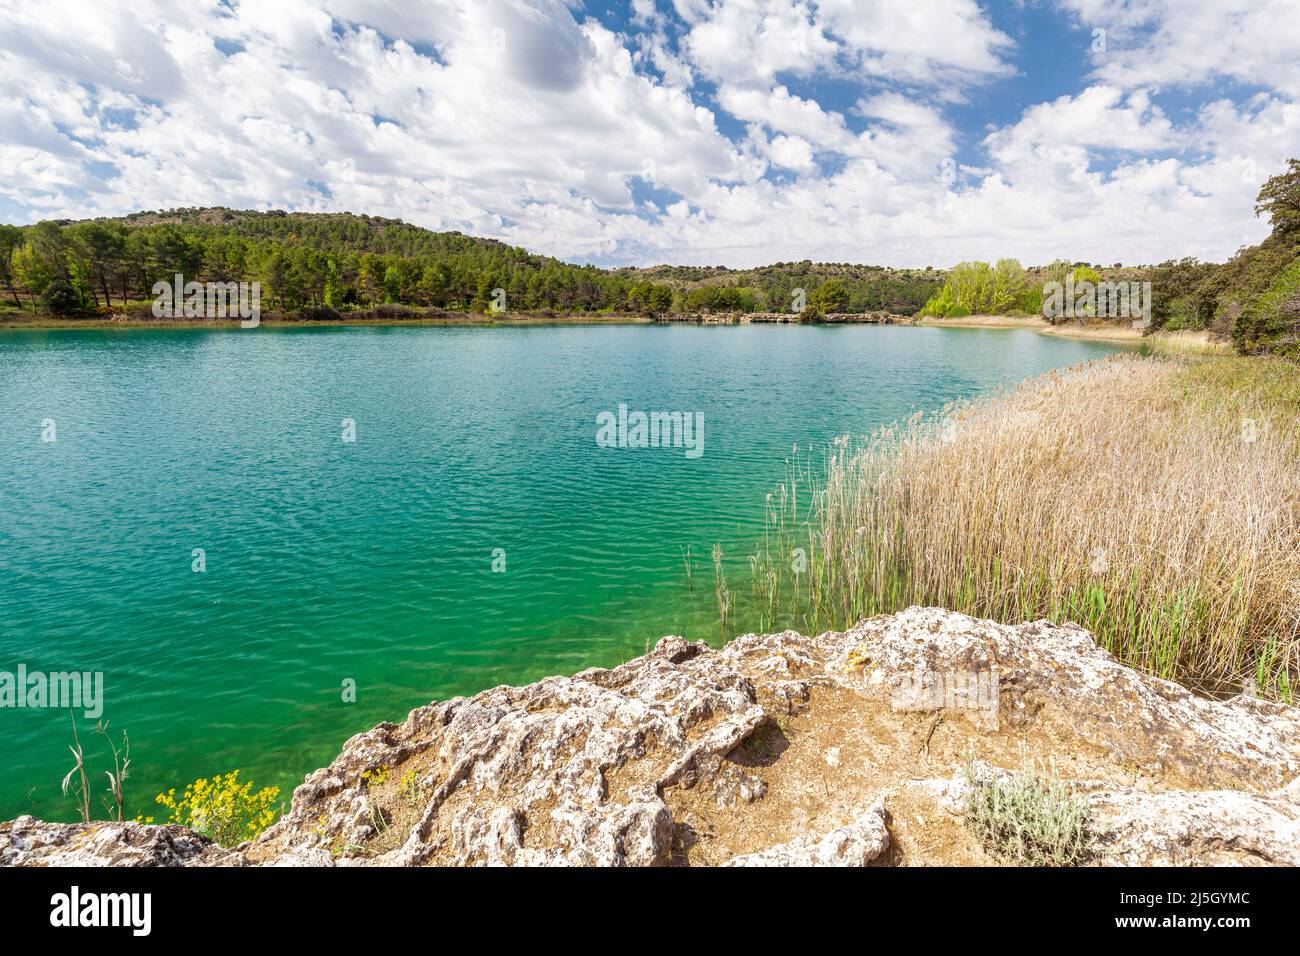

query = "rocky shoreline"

[667,310,905,324]
[3,607,1297,867]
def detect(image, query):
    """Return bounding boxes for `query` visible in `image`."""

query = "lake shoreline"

[0,310,1212,347]
[0,312,657,330]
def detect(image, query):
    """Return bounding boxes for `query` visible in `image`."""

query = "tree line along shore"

[1,160,1296,356]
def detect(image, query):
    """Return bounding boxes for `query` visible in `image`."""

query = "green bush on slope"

[1232,256,1300,358]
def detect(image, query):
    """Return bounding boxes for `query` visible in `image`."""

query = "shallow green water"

[0,324,1126,820]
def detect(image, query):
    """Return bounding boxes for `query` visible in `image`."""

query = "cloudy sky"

[2,0,1298,268]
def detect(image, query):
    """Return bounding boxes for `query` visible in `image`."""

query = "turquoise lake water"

[0,324,1126,821]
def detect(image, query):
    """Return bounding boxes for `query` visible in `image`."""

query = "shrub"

[919,286,954,317]
[1232,257,1300,358]
[1140,257,1220,329]
[1070,265,1101,286]
[963,754,1094,866]
[40,278,82,315]
[1254,157,1300,238]
[1162,295,1206,331]
[149,770,281,846]
[1067,266,1103,317]
[1016,286,1043,316]
[298,305,342,322]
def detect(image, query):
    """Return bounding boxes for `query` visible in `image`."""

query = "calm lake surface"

[0,324,1127,820]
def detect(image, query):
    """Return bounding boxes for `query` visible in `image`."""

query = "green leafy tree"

[921,260,1024,317]
[358,252,384,306]
[0,224,24,307]
[67,221,125,307]
[0,207,944,319]
[420,263,450,307]
[256,248,291,312]
[1232,258,1300,358]
[1254,158,1300,238]
[811,278,849,313]
[11,244,52,310]
[648,284,674,315]
[989,258,1027,313]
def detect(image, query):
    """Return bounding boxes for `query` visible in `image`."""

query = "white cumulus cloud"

[0,0,1296,268]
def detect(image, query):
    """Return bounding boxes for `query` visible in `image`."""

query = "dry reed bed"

[750,354,1300,700]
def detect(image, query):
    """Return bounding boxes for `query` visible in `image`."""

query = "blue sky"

[582,0,1101,179]
[1,0,1297,268]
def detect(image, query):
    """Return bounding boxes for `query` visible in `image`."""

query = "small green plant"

[399,768,426,808]
[151,771,281,847]
[963,752,1094,866]
[61,715,130,823]
[361,766,390,788]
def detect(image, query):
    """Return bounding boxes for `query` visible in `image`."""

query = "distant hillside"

[4,175,1297,355]
[0,207,941,319]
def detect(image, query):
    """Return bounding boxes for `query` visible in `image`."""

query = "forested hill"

[0,207,941,318]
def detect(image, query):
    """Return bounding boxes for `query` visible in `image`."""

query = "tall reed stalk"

[745,355,1300,700]
[713,543,733,637]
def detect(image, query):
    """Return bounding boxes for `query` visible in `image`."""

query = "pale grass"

[750,354,1300,700]
[917,313,1148,343]
[1037,322,1144,341]
[915,314,1048,329]
[1144,330,1231,356]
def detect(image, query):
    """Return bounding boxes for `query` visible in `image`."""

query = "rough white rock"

[830,608,1300,790]
[0,816,241,867]
[1090,786,1300,866]
[725,805,890,866]
[262,632,765,867]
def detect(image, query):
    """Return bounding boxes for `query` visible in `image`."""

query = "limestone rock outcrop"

[3,608,1296,867]
[0,816,244,867]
